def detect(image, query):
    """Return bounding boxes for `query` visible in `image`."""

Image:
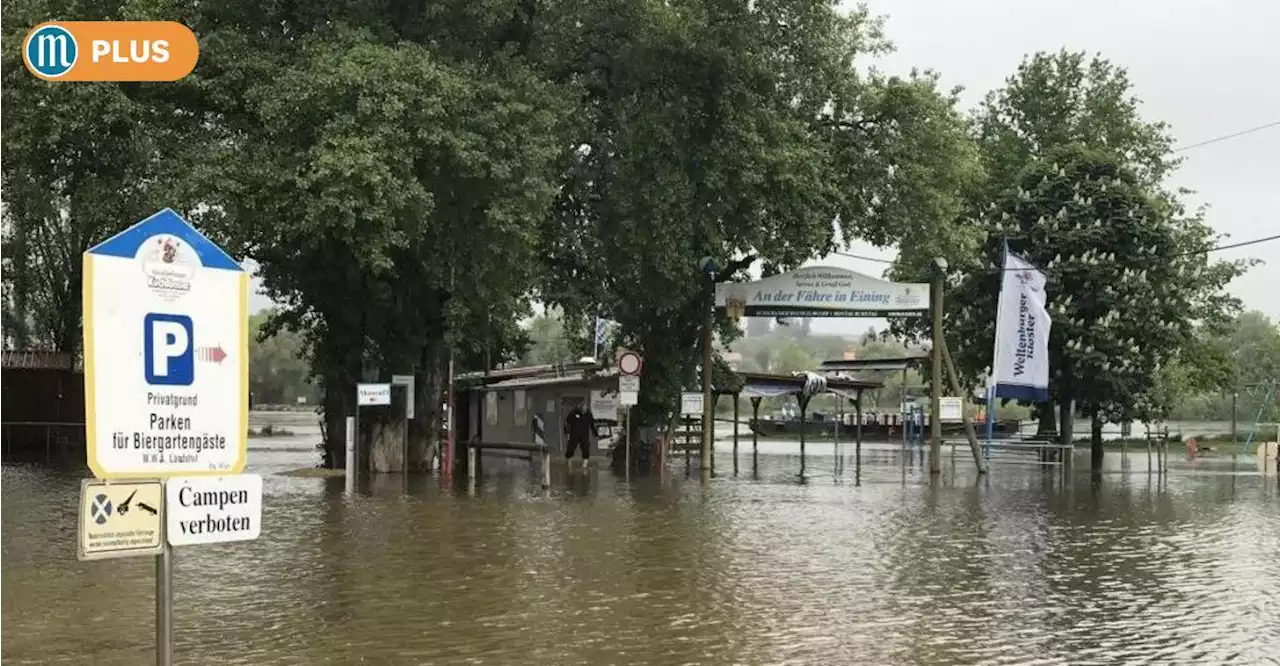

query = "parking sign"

[82,209,248,478]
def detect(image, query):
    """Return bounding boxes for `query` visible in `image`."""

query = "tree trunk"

[1035,402,1057,439]
[410,338,446,471]
[322,376,346,470]
[319,343,361,469]
[1058,395,1074,465]
[1090,410,1104,470]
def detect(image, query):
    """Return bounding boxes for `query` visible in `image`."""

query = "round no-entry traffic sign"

[617,350,643,376]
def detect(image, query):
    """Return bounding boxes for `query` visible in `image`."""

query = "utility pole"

[701,272,714,481]
[929,257,947,475]
[699,256,718,481]
[1230,389,1238,449]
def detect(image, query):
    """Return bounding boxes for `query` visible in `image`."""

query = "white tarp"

[992,252,1051,402]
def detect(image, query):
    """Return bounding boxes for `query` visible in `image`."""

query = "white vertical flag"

[992,252,1051,402]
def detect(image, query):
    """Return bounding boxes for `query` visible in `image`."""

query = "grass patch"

[1083,432,1275,457]
[248,424,294,437]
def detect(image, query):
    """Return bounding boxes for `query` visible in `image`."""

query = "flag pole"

[986,239,1010,456]
[592,314,600,360]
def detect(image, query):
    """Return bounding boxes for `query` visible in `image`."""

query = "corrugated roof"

[819,356,927,372]
[730,371,881,394]
[2,350,79,371]
[478,370,617,392]
[475,369,881,395]
[457,360,602,386]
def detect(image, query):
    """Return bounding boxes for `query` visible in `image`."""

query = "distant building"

[843,349,858,361]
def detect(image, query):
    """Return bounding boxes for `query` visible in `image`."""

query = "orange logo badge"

[23,21,198,82]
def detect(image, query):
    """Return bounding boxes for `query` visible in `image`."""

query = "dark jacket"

[565,407,596,443]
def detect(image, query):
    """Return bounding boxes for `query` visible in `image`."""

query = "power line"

[1175,232,1280,255]
[831,231,1280,271]
[1174,120,1280,152]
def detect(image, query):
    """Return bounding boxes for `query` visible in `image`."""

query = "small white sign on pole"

[166,474,263,546]
[357,383,391,406]
[680,392,704,416]
[618,376,640,407]
[939,397,964,422]
[77,478,166,561]
[391,374,415,418]
[590,390,619,421]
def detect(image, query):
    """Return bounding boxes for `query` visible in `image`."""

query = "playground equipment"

[1239,379,1278,455]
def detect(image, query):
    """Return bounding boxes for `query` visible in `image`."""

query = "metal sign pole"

[345,416,356,494]
[403,394,409,475]
[624,406,631,482]
[353,405,360,491]
[155,544,173,666]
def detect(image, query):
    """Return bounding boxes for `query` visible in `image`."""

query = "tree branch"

[715,254,757,282]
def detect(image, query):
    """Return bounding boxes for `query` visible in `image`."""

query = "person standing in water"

[564,403,596,468]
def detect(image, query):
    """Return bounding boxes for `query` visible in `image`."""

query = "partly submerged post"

[929,258,946,476]
[941,338,988,474]
[345,416,356,495]
[750,396,762,477]
[534,413,549,489]
[732,393,740,476]
[700,268,715,482]
[710,394,719,476]
[855,389,863,485]
[798,393,811,479]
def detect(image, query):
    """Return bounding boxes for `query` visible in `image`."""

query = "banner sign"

[992,252,1051,402]
[715,266,928,318]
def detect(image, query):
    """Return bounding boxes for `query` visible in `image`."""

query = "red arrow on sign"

[198,345,227,364]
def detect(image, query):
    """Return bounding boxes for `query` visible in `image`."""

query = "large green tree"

[1,0,203,354]
[535,0,979,427]
[892,51,1249,468]
[1169,311,1280,424]
[190,6,569,467]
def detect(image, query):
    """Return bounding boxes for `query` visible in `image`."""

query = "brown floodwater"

[3,431,1278,665]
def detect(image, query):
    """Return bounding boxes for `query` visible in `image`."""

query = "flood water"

[3,426,1279,665]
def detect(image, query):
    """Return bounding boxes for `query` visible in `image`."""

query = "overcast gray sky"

[253,0,1279,329]
[812,0,1279,335]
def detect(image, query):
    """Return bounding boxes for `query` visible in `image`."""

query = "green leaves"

[536,1,980,422]
[885,50,1249,436]
[2,0,203,354]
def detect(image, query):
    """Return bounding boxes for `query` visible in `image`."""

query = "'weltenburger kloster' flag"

[992,252,1051,402]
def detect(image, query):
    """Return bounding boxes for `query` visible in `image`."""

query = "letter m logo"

[36,33,72,67]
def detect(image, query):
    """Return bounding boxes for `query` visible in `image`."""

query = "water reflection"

[3,436,1278,665]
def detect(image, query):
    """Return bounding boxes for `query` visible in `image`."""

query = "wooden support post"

[467,443,477,493]
[940,337,989,475]
[855,389,863,486]
[798,393,810,479]
[750,396,762,478]
[534,413,549,489]
[685,417,692,472]
[710,393,719,476]
[700,275,714,482]
[733,393,740,476]
[930,271,944,476]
